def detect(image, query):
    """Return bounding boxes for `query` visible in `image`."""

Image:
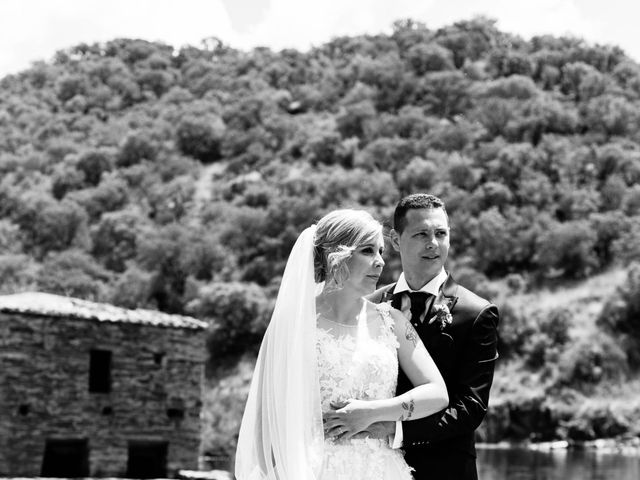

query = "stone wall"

[0,311,205,477]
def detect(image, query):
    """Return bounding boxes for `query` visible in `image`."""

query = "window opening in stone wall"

[153,352,165,365]
[89,349,112,393]
[126,440,168,479]
[41,438,90,477]
[166,407,185,419]
[101,406,113,415]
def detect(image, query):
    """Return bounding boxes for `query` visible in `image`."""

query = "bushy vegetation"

[2,17,640,457]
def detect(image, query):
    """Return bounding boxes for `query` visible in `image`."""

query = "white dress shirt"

[391,268,448,448]
[393,268,449,322]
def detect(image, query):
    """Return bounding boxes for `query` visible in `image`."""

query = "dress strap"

[374,302,393,327]
[374,302,399,349]
[375,301,392,315]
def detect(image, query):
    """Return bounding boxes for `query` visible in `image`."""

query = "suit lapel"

[437,272,459,315]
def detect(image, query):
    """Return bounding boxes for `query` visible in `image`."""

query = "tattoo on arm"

[400,399,415,420]
[405,321,419,347]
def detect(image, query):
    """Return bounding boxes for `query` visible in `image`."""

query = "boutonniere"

[428,295,455,330]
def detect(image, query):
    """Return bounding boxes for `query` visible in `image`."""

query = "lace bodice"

[316,302,399,412]
[315,302,413,480]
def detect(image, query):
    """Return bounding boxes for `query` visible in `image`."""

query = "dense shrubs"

[3,20,640,446]
[534,220,599,279]
[188,282,270,365]
[557,332,628,387]
[37,249,112,300]
[176,115,225,163]
[597,263,640,366]
[116,132,157,167]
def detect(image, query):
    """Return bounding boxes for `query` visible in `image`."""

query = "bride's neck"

[316,290,364,325]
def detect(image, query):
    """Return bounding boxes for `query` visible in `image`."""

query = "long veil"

[235,225,324,480]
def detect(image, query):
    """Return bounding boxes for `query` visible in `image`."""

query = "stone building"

[0,292,208,478]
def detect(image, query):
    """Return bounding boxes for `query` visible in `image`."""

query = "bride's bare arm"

[323,309,448,439]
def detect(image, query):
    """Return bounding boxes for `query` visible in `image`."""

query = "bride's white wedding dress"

[316,302,413,480]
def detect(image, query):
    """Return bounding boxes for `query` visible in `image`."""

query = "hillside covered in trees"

[2,17,640,459]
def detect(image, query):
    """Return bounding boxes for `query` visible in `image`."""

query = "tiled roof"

[0,292,208,330]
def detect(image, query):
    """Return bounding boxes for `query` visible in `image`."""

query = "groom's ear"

[390,229,401,252]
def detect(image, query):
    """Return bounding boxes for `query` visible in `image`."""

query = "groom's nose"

[424,235,437,248]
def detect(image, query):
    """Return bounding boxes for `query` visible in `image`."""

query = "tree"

[597,262,640,367]
[147,176,195,224]
[354,137,416,174]
[51,159,86,200]
[0,254,39,294]
[336,83,378,140]
[477,75,540,100]
[589,211,628,264]
[189,281,270,360]
[136,224,195,313]
[557,332,628,386]
[107,265,156,309]
[406,43,454,74]
[66,176,129,221]
[351,52,414,111]
[621,185,640,216]
[426,120,478,152]
[176,115,225,163]
[487,49,534,77]
[13,194,90,259]
[471,207,515,275]
[435,16,501,68]
[611,216,640,263]
[76,149,114,186]
[92,208,148,272]
[534,220,599,279]
[116,132,158,167]
[396,157,439,195]
[471,181,514,212]
[473,98,514,138]
[582,94,638,137]
[509,95,578,144]
[417,71,470,118]
[37,249,112,300]
[55,74,88,103]
[561,62,600,101]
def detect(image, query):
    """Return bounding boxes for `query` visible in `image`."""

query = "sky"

[1,0,639,78]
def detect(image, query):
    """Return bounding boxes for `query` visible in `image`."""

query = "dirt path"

[193,161,227,210]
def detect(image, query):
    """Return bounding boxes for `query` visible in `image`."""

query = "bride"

[235,209,448,480]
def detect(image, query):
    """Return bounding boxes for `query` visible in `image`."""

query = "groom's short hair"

[393,194,448,234]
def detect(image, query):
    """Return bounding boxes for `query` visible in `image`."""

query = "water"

[477,446,640,480]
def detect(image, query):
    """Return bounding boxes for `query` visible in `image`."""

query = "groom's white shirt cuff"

[390,268,448,449]
[391,421,403,448]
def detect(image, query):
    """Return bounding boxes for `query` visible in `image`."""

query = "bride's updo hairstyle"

[313,209,383,288]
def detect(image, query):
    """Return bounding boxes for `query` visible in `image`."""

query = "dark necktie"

[407,291,431,324]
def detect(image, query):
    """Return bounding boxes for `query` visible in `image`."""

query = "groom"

[369,194,499,480]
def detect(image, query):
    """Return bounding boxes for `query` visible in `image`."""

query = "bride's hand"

[323,399,378,439]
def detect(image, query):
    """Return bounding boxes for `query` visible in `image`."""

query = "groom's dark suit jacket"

[369,273,499,480]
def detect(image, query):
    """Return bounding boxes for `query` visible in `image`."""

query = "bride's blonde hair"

[313,209,382,287]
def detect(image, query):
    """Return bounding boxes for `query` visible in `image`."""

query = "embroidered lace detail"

[321,438,413,480]
[316,302,412,480]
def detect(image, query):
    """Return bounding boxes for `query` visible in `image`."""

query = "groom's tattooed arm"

[400,399,415,420]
